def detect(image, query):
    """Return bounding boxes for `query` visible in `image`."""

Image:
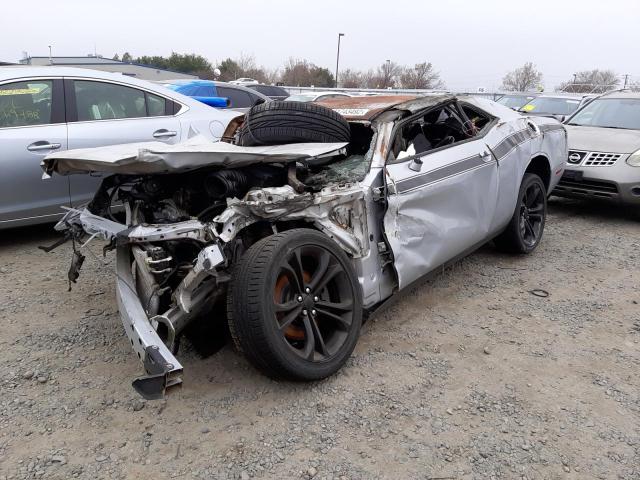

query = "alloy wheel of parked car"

[494,173,547,254]
[228,229,362,380]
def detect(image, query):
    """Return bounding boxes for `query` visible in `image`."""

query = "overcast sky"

[2,0,639,90]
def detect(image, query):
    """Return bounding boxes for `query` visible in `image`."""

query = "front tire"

[494,173,547,254]
[228,229,362,380]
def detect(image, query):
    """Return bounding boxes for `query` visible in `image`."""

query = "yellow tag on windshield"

[0,88,42,96]
[521,104,536,112]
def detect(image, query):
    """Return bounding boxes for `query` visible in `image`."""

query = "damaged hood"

[42,136,348,175]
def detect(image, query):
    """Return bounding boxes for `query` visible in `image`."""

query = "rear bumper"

[115,244,183,399]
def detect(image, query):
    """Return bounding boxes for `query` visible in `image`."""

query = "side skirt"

[366,235,499,320]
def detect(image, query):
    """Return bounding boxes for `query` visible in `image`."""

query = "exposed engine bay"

[46,115,378,399]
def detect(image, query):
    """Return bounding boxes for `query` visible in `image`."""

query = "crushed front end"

[53,149,371,399]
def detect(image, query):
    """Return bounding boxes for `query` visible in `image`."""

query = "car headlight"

[627,149,640,167]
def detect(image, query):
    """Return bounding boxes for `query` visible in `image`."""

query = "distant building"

[19,55,197,81]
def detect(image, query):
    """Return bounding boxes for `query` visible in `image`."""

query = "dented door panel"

[384,140,498,289]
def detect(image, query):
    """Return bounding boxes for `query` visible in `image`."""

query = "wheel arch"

[525,154,551,192]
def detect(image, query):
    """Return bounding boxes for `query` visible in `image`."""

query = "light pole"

[335,33,344,88]
[48,45,53,65]
[385,59,391,88]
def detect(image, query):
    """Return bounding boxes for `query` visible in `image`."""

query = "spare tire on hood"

[237,101,351,146]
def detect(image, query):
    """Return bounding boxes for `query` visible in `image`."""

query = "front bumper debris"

[115,244,184,399]
[52,209,217,399]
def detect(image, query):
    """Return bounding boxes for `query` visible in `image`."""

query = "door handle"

[27,142,62,152]
[153,129,177,139]
[480,150,492,161]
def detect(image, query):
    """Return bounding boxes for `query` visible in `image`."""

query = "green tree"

[217,58,241,82]
[121,52,132,62]
[166,52,211,73]
[132,52,212,74]
[281,58,334,87]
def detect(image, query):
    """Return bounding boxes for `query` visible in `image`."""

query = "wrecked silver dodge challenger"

[42,96,567,398]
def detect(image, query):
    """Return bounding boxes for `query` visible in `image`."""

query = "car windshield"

[566,98,640,130]
[520,97,581,115]
[496,95,534,109]
[285,94,314,102]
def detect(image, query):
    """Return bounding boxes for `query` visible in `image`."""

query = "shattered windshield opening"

[301,122,375,187]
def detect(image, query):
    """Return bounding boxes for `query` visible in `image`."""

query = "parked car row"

[164,79,272,112]
[2,65,638,233]
[496,92,594,120]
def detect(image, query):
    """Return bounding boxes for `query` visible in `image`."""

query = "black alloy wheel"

[519,180,545,248]
[494,173,547,254]
[228,229,362,380]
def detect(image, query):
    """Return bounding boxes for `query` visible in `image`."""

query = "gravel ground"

[0,197,638,480]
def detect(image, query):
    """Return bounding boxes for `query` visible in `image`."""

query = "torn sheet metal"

[42,136,348,176]
[214,184,370,258]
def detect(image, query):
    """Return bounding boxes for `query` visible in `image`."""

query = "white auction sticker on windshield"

[334,108,369,116]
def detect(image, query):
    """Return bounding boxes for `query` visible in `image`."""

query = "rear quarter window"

[216,86,254,108]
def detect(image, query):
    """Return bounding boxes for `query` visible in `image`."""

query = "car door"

[65,78,182,207]
[383,101,503,289]
[0,78,70,225]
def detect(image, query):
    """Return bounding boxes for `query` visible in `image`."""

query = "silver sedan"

[0,66,239,229]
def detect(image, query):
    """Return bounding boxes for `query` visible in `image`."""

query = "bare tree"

[501,62,543,92]
[360,69,378,89]
[375,60,402,89]
[261,67,280,85]
[557,69,620,93]
[340,68,362,88]
[399,62,445,89]
[236,53,257,73]
[216,54,272,83]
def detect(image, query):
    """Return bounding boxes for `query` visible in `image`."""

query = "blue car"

[164,80,270,112]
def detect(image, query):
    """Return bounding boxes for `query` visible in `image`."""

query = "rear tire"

[237,101,351,146]
[228,229,362,380]
[494,173,547,254]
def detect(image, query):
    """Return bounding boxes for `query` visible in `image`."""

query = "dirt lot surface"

[1,198,638,480]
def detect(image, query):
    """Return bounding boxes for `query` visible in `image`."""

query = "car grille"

[556,176,619,198]
[583,152,622,166]
[567,150,621,167]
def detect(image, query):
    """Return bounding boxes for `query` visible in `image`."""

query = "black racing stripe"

[493,128,534,160]
[539,124,564,133]
[492,129,527,159]
[395,154,487,194]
